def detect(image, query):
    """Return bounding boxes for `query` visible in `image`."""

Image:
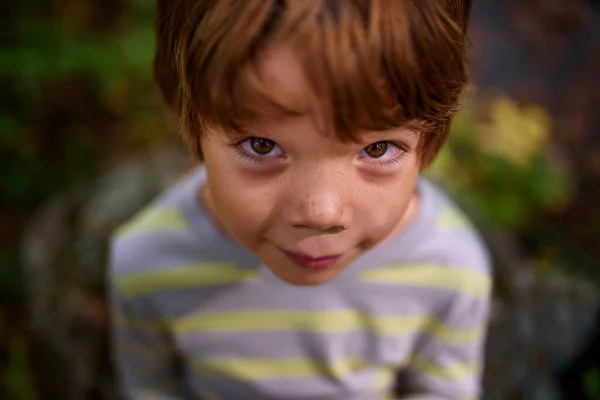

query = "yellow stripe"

[371,366,397,393]
[117,262,258,298]
[425,319,483,344]
[436,208,471,230]
[138,380,180,400]
[175,310,428,337]
[116,207,187,238]
[410,356,477,382]
[194,357,369,381]
[360,264,491,300]
[174,309,480,346]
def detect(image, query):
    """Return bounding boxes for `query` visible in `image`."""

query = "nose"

[284,168,353,234]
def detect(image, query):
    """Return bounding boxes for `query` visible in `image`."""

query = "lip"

[280,249,342,270]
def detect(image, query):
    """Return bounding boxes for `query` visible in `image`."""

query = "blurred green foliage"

[583,367,600,398]
[2,1,172,397]
[1,0,597,398]
[2,338,37,400]
[430,95,573,231]
[1,0,172,297]
[1,0,167,212]
[428,94,582,280]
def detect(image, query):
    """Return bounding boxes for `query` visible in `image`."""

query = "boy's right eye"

[248,138,276,155]
[235,137,286,163]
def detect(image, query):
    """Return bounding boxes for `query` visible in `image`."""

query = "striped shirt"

[109,166,492,400]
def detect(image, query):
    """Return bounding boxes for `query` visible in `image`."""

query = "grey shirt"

[109,166,492,400]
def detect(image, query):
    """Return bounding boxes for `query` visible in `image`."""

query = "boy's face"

[201,46,421,286]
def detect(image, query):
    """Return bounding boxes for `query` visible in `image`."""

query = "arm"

[110,284,191,400]
[401,274,492,399]
[108,234,192,400]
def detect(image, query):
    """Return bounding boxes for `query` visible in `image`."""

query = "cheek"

[361,193,407,230]
[206,164,279,238]
[201,138,281,242]
[357,174,418,235]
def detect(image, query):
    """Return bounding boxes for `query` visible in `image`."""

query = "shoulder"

[400,179,493,303]
[108,166,253,301]
[108,167,208,295]
[418,179,491,276]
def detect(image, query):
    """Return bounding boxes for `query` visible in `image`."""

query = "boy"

[110,0,491,399]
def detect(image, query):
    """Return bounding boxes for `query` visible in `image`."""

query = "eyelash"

[233,147,278,165]
[359,143,407,167]
[231,138,407,168]
[231,138,286,165]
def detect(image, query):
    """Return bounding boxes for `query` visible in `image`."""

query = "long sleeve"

[110,284,191,400]
[401,276,491,400]
[108,234,192,400]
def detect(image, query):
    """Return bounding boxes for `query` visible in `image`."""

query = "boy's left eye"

[359,141,401,159]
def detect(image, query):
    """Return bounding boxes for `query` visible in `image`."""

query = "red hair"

[155,0,472,166]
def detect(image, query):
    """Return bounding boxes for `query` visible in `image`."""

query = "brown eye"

[250,138,275,155]
[363,142,388,158]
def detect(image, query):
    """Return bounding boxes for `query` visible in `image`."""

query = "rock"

[481,229,599,399]
[21,144,193,400]
[20,144,599,399]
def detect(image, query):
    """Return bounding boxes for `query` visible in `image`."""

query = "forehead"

[234,45,422,146]
[233,44,331,135]
[229,42,421,146]
[254,45,319,117]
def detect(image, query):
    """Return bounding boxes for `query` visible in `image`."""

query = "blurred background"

[1,0,599,399]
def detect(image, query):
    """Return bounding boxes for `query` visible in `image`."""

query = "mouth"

[279,249,342,270]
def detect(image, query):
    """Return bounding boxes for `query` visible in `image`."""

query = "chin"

[277,271,340,286]
[265,257,350,286]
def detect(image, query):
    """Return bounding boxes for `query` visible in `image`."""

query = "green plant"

[429,96,573,232]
